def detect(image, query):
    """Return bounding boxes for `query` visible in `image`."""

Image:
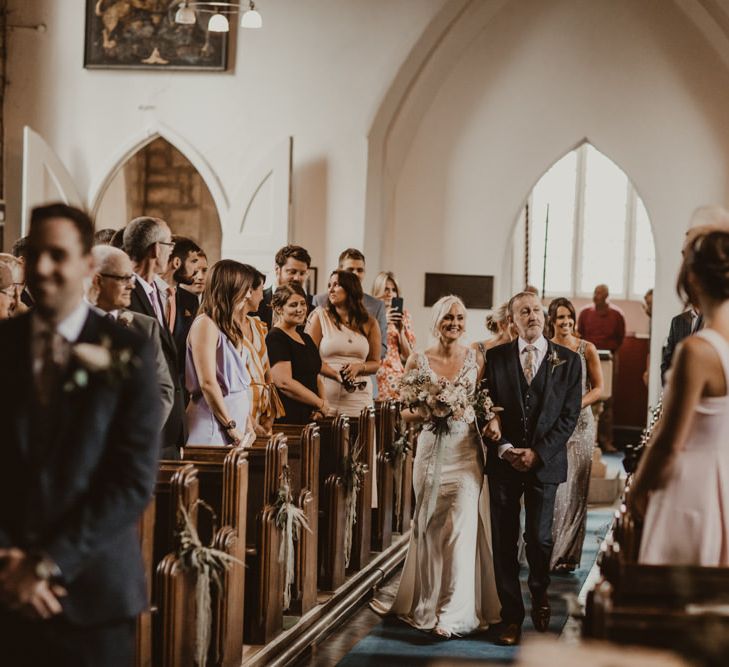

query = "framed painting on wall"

[84,1,230,71]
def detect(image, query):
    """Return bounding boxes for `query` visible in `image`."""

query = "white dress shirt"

[498,335,549,459]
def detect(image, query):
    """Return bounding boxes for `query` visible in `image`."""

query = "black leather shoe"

[495,623,521,646]
[530,594,551,632]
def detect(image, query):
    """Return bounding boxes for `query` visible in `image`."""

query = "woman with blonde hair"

[185,260,255,446]
[373,295,500,638]
[372,271,416,399]
[472,302,514,365]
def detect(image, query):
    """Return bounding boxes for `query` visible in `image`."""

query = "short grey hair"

[123,216,166,262]
[92,245,129,274]
[430,294,466,338]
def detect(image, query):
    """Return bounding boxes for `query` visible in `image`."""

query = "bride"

[372,295,501,638]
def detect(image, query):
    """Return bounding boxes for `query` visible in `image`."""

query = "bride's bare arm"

[629,336,717,517]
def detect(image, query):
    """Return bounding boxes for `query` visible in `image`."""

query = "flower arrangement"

[399,365,499,435]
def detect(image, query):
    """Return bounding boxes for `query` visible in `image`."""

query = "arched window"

[512,143,655,299]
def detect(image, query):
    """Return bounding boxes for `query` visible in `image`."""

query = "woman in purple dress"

[185,260,255,446]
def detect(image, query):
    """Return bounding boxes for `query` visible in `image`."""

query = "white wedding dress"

[372,350,501,635]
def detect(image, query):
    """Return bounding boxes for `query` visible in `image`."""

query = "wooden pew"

[135,498,156,667]
[271,422,321,615]
[316,416,349,591]
[372,401,396,551]
[585,493,729,652]
[153,463,199,667]
[346,406,375,572]
[178,445,249,666]
[234,434,287,645]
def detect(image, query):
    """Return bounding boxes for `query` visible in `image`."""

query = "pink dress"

[639,329,729,566]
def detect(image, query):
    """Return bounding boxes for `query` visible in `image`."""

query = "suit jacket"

[660,310,696,385]
[119,309,175,425]
[484,339,582,484]
[128,281,186,451]
[173,285,199,375]
[254,286,314,330]
[312,291,388,358]
[0,310,161,625]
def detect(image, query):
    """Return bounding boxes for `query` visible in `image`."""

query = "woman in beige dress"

[630,230,729,565]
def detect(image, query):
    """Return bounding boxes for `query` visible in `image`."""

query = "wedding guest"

[240,264,282,435]
[0,254,28,316]
[577,284,625,452]
[267,283,328,423]
[630,230,729,565]
[180,250,208,301]
[371,295,500,638]
[0,264,14,320]
[372,271,415,400]
[547,297,603,572]
[472,302,514,364]
[306,269,381,417]
[313,248,387,358]
[643,288,653,386]
[124,216,186,453]
[87,245,175,433]
[93,228,116,245]
[660,306,702,385]
[0,203,161,666]
[185,259,255,446]
[254,244,313,329]
[160,237,203,377]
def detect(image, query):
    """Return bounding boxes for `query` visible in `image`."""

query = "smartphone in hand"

[390,297,404,315]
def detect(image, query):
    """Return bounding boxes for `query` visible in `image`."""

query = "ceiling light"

[208,12,230,32]
[241,1,262,29]
[174,3,196,24]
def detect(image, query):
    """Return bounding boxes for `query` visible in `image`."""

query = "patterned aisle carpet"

[337,506,614,666]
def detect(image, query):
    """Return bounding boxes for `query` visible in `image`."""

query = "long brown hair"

[547,297,577,339]
[326,270,370,334]
[200,260,255,347]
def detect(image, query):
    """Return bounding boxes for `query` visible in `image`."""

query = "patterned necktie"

[523,345,536,385]
[37,330,65,405]
[165,286,176,334]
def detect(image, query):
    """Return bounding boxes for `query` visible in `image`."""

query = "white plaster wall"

[3,0,445,274]
[380,0,729,399]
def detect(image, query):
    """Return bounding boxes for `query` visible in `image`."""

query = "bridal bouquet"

[399,366,499,435]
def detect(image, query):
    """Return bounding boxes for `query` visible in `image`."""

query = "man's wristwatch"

[33,554,62,582]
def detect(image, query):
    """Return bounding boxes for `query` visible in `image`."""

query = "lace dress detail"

[550,339,595,569]
[372,348,500,634]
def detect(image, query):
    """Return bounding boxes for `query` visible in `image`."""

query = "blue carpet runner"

[338,507,614,665]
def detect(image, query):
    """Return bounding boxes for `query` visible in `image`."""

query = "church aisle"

[296,505,615,666]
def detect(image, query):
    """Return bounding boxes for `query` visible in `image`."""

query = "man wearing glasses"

[123,216,185,457]
[0,263,14,320]
[85,245,174,430]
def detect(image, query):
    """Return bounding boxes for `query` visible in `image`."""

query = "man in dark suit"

[159,236,203,376]
[254,244,314,329]
[0,203,161,666]
[123,216,186,457]
[660,308,702,384]
[88,244,175,426]
[484,291,581,646]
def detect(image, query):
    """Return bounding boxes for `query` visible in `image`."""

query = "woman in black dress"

[267,283,329,423]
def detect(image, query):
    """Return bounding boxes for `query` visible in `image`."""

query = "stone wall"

[125,137,221,262]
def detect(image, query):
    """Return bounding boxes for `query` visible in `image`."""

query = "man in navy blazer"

[484,291,581,646]
[0,204,161,666]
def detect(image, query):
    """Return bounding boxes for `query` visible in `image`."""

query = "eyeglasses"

[0,287,14,298]
[158,241,175,248]
[100,273,136,285]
